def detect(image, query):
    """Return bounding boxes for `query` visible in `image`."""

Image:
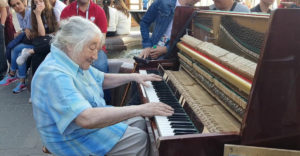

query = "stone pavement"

[0,82,45,156]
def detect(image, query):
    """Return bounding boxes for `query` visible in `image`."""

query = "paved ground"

[0,9,141,156]
[0,10,47,156]
[0,82,45,156]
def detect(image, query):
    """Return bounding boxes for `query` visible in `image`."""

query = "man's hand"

[149,46,167,59]
[138,102,174,117]
[139,47,151,59]
[135,73,162,87]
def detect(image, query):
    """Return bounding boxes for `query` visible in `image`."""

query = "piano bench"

[42,146,52,154]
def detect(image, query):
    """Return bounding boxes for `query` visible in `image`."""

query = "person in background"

[32,16,174,156]
[113,0,131,35]
[3,1,15,45]
[103,0,118,37]
[0,0,8,79]
[209,0,250,12]
[143,0,147,10]
[139,0,200,60]
[50,0,66,21]
[0,0,33,94]
[16,0,59,75]
[61,0,109,73]
[251,0,274,13]
[5,0,32,67]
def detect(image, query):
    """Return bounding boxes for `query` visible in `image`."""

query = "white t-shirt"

[107,6,118,32]
[53,0,66,22]
[116,10,131,35]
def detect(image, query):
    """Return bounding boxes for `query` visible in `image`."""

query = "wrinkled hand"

[135,73,162,87]
[33,3,45,16]
[139,102,174,117]
[139,47,151,59]
[149,46,167,59]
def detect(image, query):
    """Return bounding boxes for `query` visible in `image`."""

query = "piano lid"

[242,9,300,149]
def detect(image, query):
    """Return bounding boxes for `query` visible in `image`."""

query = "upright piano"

[136,8,300,156]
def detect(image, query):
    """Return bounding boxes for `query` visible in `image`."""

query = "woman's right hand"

[139,47,151,59]
[138,102,174,117]
[25,29,32,39]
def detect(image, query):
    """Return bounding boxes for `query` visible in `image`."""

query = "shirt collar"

[50,45,82,77]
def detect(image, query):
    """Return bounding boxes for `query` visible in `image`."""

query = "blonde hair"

[113,0,129,17]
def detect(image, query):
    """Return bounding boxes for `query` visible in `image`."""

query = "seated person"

[113,0,131,35]
[0,0,32,93]
[103,0,118,37]
[17,0,59,75]
[209,0,250,12]
[31,16,174,156]
[139,0,200,60]
[251,0,274,13]
[6,0,32,66]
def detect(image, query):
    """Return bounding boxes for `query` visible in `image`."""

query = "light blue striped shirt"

[31,45,127,156]
[16,7,32,30]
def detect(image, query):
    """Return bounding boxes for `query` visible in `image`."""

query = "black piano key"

[146,70,199,135]
[174,129,198,133]
[171,125,195,129]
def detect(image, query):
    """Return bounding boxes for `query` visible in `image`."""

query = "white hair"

[52,16,104,57]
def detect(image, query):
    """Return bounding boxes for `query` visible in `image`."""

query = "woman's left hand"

[135,74,162,87]
[33,3,45,16]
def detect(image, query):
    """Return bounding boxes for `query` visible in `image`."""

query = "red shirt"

[60,1,107,51]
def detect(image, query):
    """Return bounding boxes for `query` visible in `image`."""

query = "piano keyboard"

[139,70,199,137]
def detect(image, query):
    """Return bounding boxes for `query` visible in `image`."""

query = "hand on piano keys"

[134,73,162,87]
[137,102,174,117]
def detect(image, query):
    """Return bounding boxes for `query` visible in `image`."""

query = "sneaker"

[12,82,27,94]
[0,74,18,86]
[17,48,32,65]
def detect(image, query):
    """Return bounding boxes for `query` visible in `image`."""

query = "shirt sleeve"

[47,73,92,135]
[60,7,68,20]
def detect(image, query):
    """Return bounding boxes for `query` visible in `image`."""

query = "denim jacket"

[140,0,177,58]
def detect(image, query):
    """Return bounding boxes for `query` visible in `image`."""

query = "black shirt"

[251,4,271,13]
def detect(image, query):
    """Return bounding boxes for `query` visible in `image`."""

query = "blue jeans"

[6,32,26,64]
[92,50,109,73]
[10,43,34,78]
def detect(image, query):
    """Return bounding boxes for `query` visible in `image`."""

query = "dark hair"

[102,0,111,23]
[8,0,25,7]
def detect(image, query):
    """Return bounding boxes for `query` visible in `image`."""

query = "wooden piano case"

[137,8,300,156]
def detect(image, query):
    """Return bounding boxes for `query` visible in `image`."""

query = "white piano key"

[140,70,175,137]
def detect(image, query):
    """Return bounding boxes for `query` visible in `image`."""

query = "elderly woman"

[31,16,173,156]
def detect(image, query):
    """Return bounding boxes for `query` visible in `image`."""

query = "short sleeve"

[47,73,92,135]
